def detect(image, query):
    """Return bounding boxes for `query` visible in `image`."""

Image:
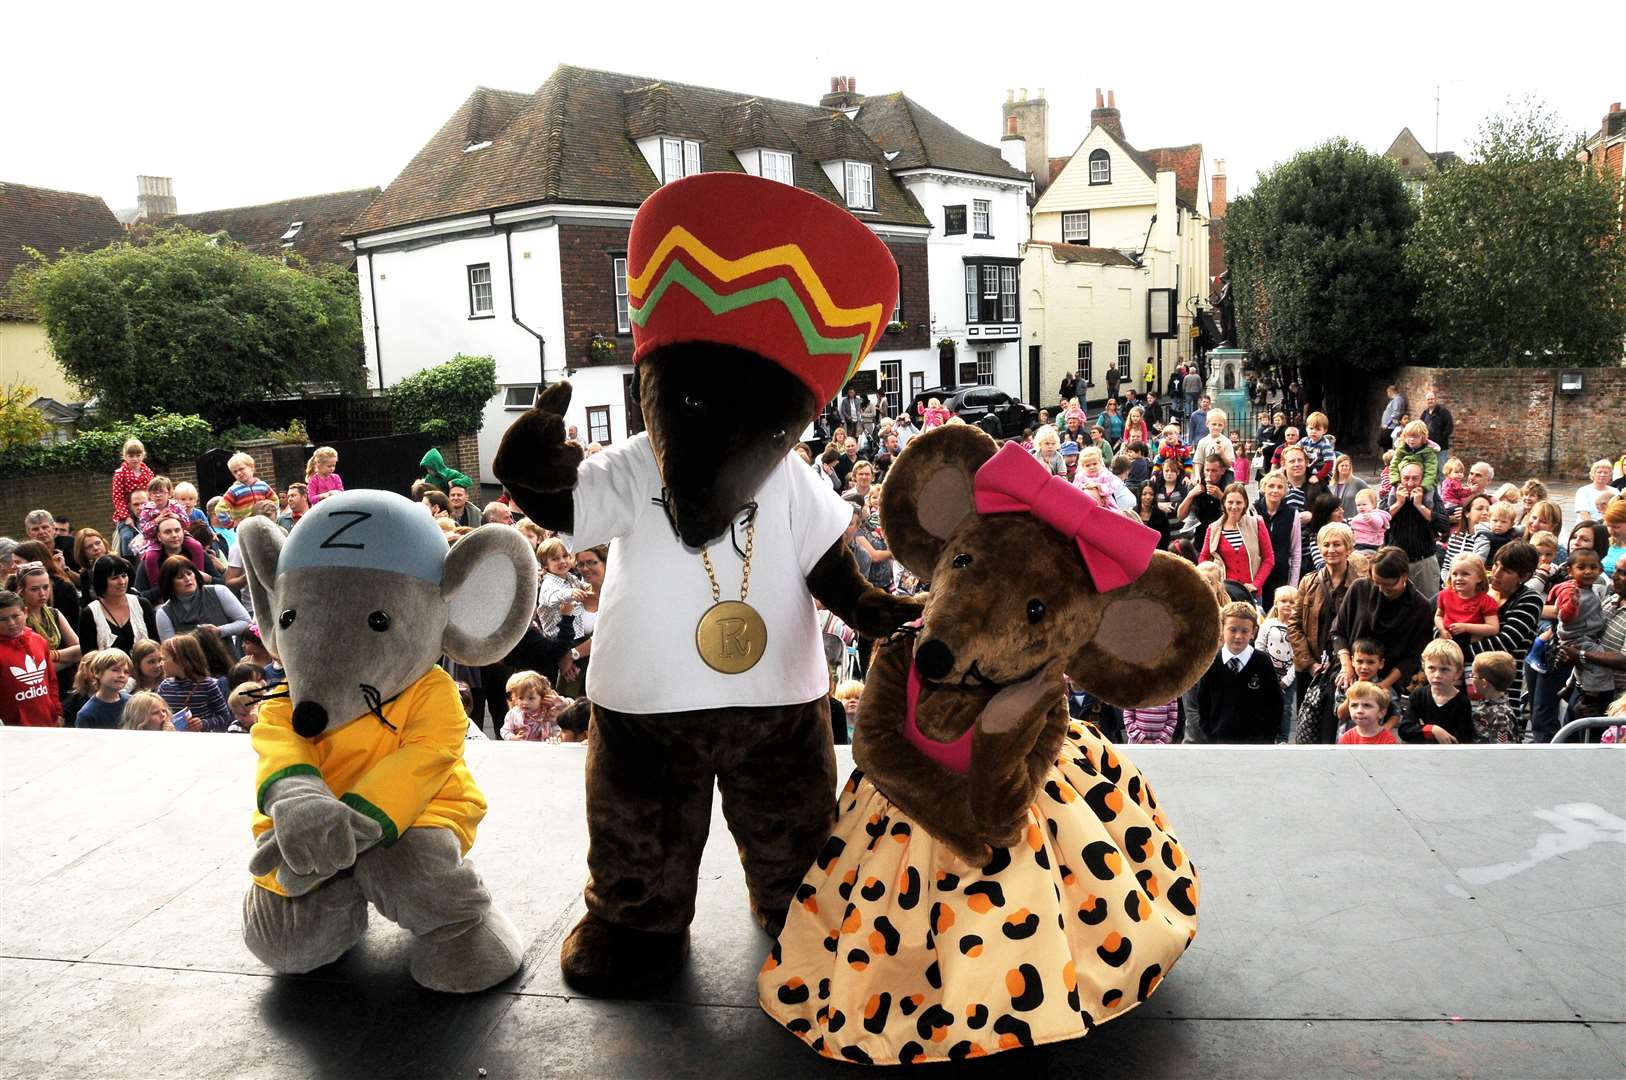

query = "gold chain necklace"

[695,521,767,674]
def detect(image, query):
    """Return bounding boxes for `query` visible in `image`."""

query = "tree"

[1224,138,1417,442]
[387,354,498,439]
[1406,98,1626,368]
[0,382,51,450]
[9,227,365,425]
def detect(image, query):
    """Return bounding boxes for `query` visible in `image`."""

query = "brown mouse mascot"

[493,173,921,995]
[760,426,1218,1064]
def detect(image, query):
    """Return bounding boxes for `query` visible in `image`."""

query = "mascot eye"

[682,393,705,413]
[952,553,973,569]
[278,609,296,630]
[1027,600,1047,623]
[367,611,391,632]
[772,429,788,447]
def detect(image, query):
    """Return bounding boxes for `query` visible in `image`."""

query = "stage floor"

[2,730,1622,1079]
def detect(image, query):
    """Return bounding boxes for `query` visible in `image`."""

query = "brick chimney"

[819,75,864,111]
[1210,158,1227,219]
[136,175,176,220]
[1000,87,1050,191]
[1090,88,1124,143]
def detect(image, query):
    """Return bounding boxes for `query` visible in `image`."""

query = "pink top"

[306,472,346,503]
[918,406,951,429]
[1350,507,1391,547]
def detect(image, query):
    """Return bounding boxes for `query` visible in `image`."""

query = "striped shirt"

[1442,530,1490,575]
[1222,527,1245,551]
[1595,594,1626,692]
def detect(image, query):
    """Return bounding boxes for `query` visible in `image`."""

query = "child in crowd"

[1337,681,1399,744]
[156,634,233,732]
[138,476,175,543]
[918,397,950,429]
[501,670,572,741]
[1481,501,1521,563]
[1349,488,1391,552]
[1439,458,1473,512]
[0,589,60,726]
[1299,411,1336,483]
[1156,425,1192,479]
[110,439,154,528]
[171,482,208,527]
[226,682,262,733]
[555,697,591,744]
[129,639,164,693]
[305,446,346,503]
[120,690,175,731]
[1528,531,1562,590]
[1335,639,1401,735]
[832,679,864,744]
[1469,651,1519,744]
[1122,699,1180,744]
[1435,553,1501,652]
[1193,408,1235,472]
[1387,420,1440,492]
[1552,549,1614,717]
[1194,560,1229,609]
[1192,602,1282,744]
[239,626,283,687]
[1400,639,1472,743]
[1519,479,1548,520]
[228,661,264,691]
[74,648,131,729]
[1258,587,1300,742]
[535,538,590,641]
[220,452,277,524]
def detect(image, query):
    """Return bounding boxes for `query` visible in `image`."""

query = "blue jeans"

[1527,660,1572,744]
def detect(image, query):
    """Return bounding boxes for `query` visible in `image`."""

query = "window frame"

[972,198,991,238]
[761,149,793,184]
[660,137,701,183]
[613,256,630,334]
[1088,149,1111,185]
[1117,340,1132,377]
[503,385,539,411]
[1076,341,1093,387]
[586,405,612,445]
[999,266,1017,322]
[963,257,1021,324]
[975,349,995,387]
[467,263,494,319]
[880,358,903,418]
[844,161,874,210]
[1061,211,1090,244]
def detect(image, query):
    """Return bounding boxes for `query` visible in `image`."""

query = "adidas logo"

[9,655,47,688]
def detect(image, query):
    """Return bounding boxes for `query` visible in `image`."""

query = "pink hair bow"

[973,442,1156,591]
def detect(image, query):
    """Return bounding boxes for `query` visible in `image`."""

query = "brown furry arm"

[805,541,923,639]
[491,385,584,532]
[967,674,1066,845]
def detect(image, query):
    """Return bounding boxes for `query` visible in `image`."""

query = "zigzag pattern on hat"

[628,225,884,370]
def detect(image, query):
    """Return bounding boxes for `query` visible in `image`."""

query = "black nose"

[915,639,954,681]
[292,701,328,739]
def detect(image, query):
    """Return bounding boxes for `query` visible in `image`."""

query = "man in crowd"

[1186,394,1212,446]
[446,480,482,528]
[1380,384,1407,443]
[1178,454,1230,550]
[1105,362,1122,405]
[483,501,514,525]
[1387,461,1446,599]
[1182,367,1203,421]
[839,385,865,450]
[1421,390,1454,454]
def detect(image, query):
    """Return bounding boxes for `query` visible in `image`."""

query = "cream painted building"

[1006,90,1209,411]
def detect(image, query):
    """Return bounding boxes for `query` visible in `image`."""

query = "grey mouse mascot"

[237,489,537,992]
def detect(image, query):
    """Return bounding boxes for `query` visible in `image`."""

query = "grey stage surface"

[1,730,1622,1080]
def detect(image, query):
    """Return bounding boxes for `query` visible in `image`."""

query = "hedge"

[0,412,214,480]
[387,354,498,439]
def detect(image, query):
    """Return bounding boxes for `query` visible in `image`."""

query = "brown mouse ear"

[1066,551,1219,709]
[879,425,997,581]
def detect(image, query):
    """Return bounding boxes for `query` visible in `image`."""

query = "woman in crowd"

[1254,470,1301,606]
[1295,522,1356,672]
[9,560,82,700]
[1200,483,1274,598]
[130,638,164,693]
[1302,493,1345,574]
[1327,454,1369,519]
[1521,500,1564,554]
[1468,541,1545,739]
[12,539,80,629]
[136,513,211,598]
[1605,497,1626,575]
[155,633,233,732]
[1031,425,1066,476]
[72,529,110,603]
[1574,460,1617,523]
[1153,457,1190,521]
[1134,481,1173,551]
[1059,370,1078,404]
[1097,397,1124,444]
[1442,492,1493,576]
[1329,546,1435,696]
[77,555,159,653]
[154,555,249,642]
[1542,521,1611,591]
[556,543,607,698]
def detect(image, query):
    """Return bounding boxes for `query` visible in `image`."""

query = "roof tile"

[171,188,381,269]
[0,181,124,317]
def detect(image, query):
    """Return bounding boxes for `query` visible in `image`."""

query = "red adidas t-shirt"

[1,628,61,726]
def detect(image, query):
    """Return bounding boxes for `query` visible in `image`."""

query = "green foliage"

[387,354,498,438]
[0,411,212,480]
[1406,98,1626,368]
[218,422,270,445]
[0,382,52,451]
[9,227,366,425]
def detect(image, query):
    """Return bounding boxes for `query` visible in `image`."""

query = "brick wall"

[883,237,931,352]
[1390,366,1626,476]
[559,222,633,372]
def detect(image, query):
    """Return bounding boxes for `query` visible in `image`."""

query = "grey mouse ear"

[237,518,286,657]
[442,525,538,665]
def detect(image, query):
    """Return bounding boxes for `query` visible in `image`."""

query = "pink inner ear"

[1095,598,1176,665]
[918,468,973,540]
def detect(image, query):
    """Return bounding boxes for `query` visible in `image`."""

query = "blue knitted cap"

[277,489,445,586]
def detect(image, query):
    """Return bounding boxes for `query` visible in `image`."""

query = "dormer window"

[463,140,492,153]
[761,149,793,185]
[280,221,303,247]
[1089,150,1111,185]
[844,161,873,210]
[661,138,701,183]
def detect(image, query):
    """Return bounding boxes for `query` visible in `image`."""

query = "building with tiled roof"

[1384,127,1460,198]
[344,65,1030,475]
[1017,90,1211,409]
[171,188,381,270]
[0,181,125,404]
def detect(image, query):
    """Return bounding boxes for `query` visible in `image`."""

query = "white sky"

[4,0,1618,216]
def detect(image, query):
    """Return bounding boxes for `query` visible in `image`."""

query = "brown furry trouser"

[584,698,837,936]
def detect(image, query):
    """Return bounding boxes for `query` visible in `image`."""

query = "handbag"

[1292,664,1338,744]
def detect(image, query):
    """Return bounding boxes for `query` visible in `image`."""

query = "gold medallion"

[696,599,768,674]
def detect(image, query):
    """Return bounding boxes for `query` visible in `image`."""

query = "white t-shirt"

[1573,484,1612,520]
[563,433,851,714]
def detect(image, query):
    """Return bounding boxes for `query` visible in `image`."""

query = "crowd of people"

[6,379,1626,750]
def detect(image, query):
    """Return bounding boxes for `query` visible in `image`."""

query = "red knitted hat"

[627,173,898,405]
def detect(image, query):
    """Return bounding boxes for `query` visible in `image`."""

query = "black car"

[909,386,1039,440]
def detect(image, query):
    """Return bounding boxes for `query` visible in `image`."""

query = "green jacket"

[420,447,472,493]
[1388,442,1439,491]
